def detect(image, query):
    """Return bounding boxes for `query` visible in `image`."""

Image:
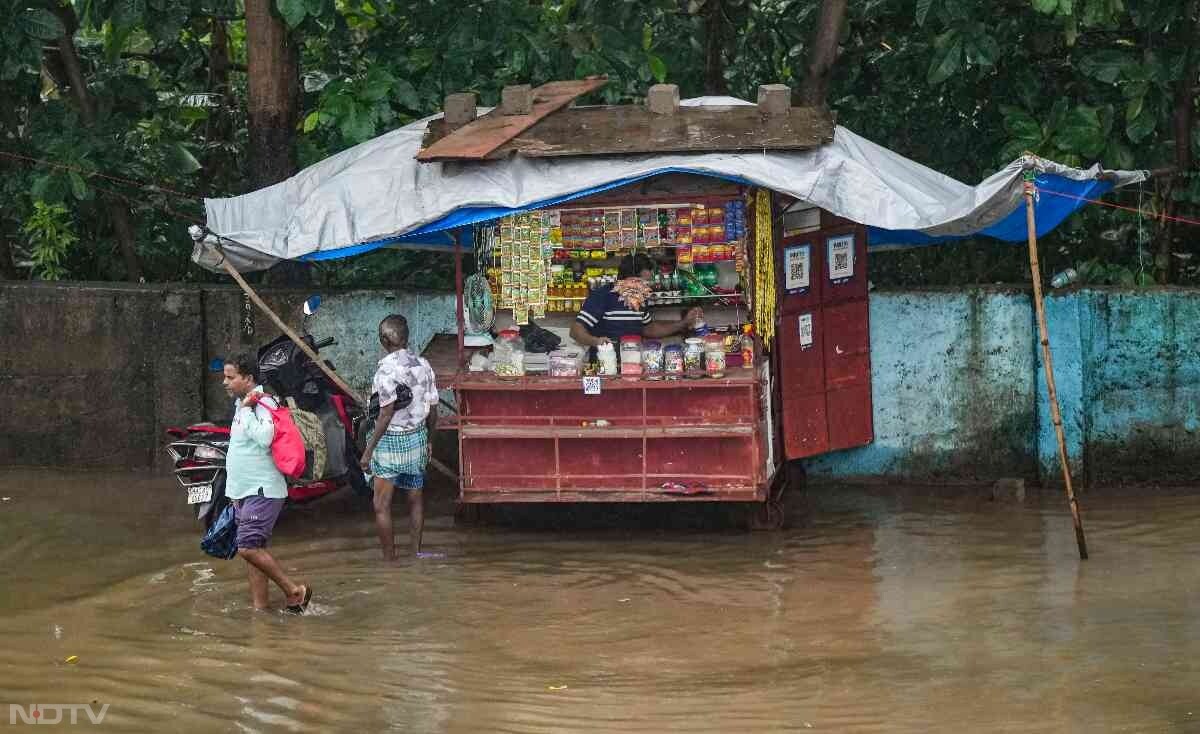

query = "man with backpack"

[222,354,312,614]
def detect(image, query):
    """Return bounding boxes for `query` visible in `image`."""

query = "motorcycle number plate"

[186,484,213,505]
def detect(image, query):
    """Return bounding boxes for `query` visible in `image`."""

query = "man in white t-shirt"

[360,314,440,559]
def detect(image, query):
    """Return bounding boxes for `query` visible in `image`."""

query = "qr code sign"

[798,313,814,346]
[785,246,810,291]
[828,235,855,280]
[790,257,807,284]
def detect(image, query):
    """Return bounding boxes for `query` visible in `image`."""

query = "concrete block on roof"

[444,92,477,129]
[757,84,791,116]
[500,84,534,116]
[646,84,680,115]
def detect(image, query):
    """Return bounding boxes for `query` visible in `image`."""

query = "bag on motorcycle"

[200,502,238,560]
[253,396,307,479]
[285,397,327,480]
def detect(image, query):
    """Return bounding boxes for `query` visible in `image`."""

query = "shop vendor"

[570,253,703,347]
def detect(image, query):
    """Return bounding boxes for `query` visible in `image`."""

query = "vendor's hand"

[241,392,261,408]
[359,453,373,472]
[595,336,612,346]
[684,307,704,325]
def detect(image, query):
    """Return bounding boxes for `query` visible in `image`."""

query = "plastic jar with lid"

[642,340,664,380]
[493,329,525,379]
[619,335,643,377]
[664,344,684,379]
[684,337,706,379]
[597,342,619,376]
[704,334,726,378]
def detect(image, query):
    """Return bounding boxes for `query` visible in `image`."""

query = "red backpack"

[251,395,307,479]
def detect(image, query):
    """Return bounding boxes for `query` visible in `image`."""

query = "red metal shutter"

[776,217,873,460]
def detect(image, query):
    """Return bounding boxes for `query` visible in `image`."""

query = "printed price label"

[582,376,602,395]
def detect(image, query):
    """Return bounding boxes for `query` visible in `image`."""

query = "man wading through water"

[360,315,440,559]
[223,355,312,613]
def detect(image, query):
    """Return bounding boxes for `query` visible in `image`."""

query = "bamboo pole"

[1024,177,1089,560]
[217,253,460,482]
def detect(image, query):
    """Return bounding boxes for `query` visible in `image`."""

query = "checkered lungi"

[369,425,428,489]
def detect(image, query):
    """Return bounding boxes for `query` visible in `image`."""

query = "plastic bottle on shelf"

[741,324,755,368]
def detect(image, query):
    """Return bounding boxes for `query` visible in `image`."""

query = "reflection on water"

[2,469,1199,732]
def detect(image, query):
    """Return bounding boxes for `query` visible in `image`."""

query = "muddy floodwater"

[2,469,1199,732]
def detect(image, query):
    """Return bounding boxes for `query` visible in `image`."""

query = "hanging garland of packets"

[752,188,776,348]
[495,211,558,325]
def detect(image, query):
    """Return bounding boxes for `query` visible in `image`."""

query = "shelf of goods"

[454,368,770,504]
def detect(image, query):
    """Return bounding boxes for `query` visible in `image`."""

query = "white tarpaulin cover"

[196,96,1147,272]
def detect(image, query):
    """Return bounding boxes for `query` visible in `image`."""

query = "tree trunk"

[200,18,233,194]
[244,0,307,284]
[50,7,145,282]
[703,0,728,95]
[245,0,298,191]
[1161,1,1200,284]
[798,0,848,108]
[0,234,17,280]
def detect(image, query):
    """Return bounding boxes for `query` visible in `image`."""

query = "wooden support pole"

[219,253,460,482]
[454,232,466,368]
[1024,178,1089,560]
[220,257,366,406]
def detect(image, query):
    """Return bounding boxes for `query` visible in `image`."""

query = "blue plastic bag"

[200,503,238,560]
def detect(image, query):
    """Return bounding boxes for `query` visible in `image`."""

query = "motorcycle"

[164,295,376,527]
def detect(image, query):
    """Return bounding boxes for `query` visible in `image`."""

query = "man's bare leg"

[237,548,305,606]
[373,477,396,560]
[407,488,424,556]
[246,561,270,610]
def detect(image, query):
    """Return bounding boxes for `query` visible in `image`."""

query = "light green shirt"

[225,387,288,500]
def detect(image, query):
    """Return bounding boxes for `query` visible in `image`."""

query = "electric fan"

[463,272,495,347]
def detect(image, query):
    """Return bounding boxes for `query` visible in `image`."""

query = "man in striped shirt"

[570,253,702,347]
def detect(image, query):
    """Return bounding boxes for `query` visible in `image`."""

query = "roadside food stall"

[193,79,1146,529]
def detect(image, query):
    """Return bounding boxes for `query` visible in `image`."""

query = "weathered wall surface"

[1037,289,1200,485]
[1,283,456,471]
[0,283,205,470]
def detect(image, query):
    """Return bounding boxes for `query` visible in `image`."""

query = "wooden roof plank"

[486,104,836,159]
[416,78,609,162]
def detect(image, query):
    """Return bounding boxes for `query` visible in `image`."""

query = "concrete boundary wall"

[2,282,1197,484]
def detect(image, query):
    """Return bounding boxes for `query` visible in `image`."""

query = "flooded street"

[2,469,1199,732]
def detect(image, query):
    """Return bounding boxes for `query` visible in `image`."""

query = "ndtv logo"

[9,704,110,725]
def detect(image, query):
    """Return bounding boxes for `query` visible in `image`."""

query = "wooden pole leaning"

[217,253,460,482]
[1023,175,1089,560]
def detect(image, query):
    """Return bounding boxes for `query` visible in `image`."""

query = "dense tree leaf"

[18,8,66,40]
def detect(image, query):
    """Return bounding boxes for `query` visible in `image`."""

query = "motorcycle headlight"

[194,444,226,461]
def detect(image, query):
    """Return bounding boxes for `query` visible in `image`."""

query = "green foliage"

[22,201,77,280]
[1,0,1200,287]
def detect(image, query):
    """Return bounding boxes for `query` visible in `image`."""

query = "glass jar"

[664,344,684,379]
[620,335,643,377]
[704,334,726,378]
[493,329,525,379]
[642,340,664,380]
[597,342,619,376]
[684,337,705,379]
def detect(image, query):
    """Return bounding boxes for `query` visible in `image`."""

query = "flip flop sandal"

[285,585,312,615]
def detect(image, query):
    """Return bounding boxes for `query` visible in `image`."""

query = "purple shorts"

[233,496,285,550]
